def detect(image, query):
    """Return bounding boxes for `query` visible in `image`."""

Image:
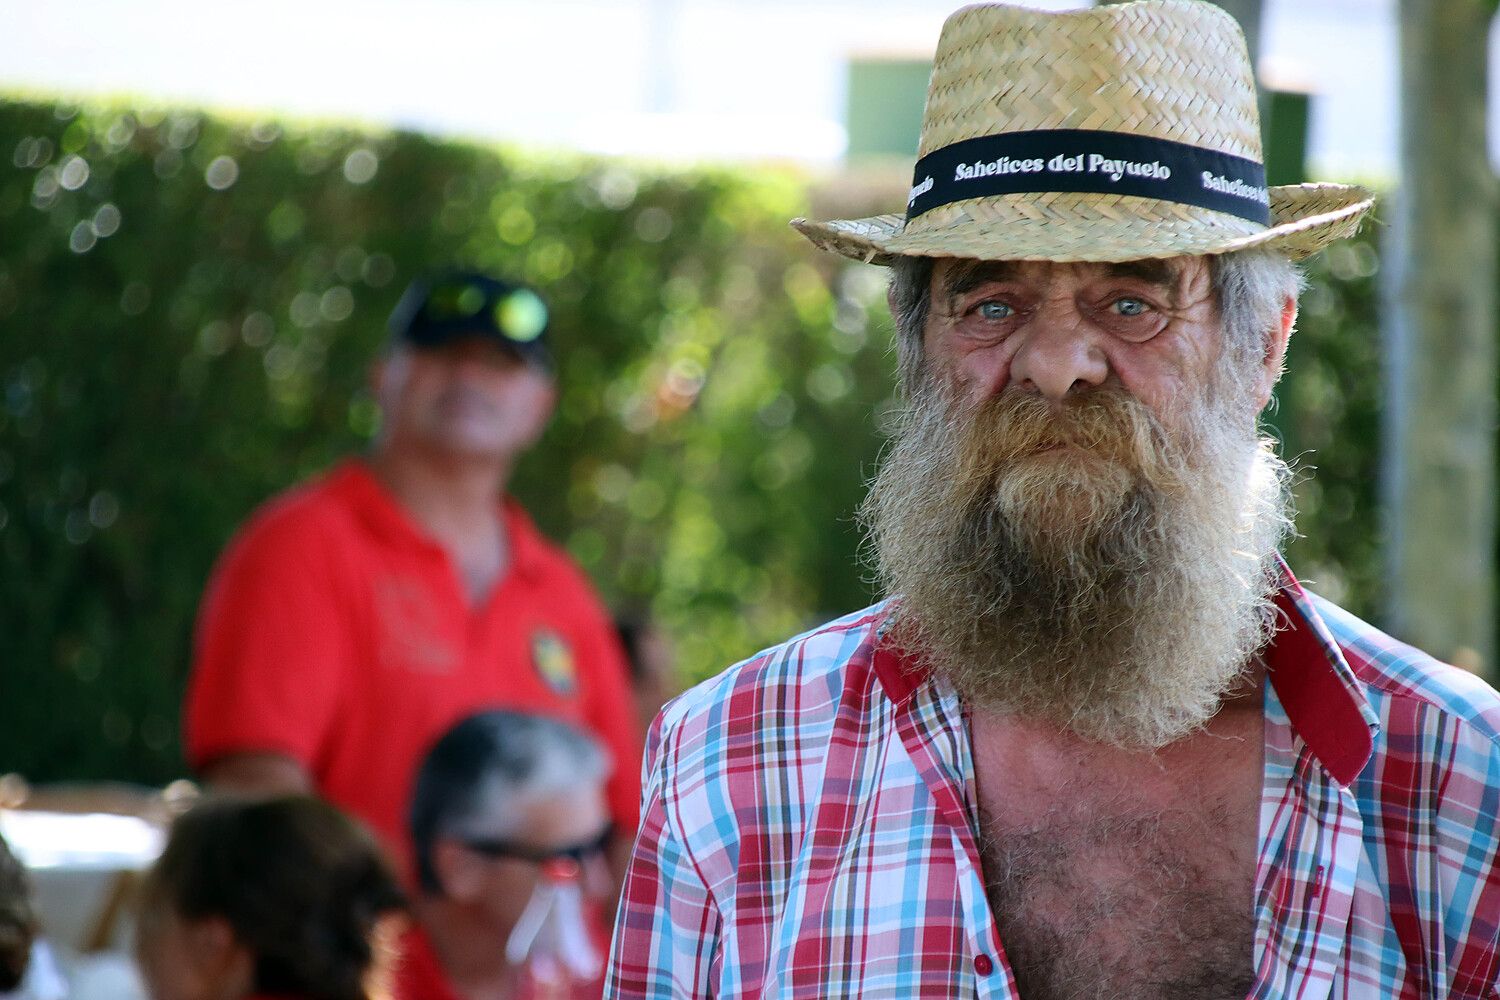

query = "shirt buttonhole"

[1308,864,1325,900]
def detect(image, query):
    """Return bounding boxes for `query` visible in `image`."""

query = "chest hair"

[977,792,1256,1000]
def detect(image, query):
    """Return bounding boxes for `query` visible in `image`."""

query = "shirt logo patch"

[531,630,576,696]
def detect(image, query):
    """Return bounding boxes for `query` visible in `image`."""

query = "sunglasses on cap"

[462,822,613,866]
[420,281,548,341]
[389,272,552,369]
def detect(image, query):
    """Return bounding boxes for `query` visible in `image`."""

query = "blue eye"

[978,301,1013,320]
[1113,298,1148,317]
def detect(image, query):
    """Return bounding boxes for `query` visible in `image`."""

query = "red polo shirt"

[184,460,641,874]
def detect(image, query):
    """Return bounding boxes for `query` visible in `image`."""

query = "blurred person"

[182,271,640,880]
[606,4,1500,999]
[133,795,404,1000]
[400,710,612,1000]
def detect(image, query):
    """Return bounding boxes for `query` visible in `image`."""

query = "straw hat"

[793,0,1374,265]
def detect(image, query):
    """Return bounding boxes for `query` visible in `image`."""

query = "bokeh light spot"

[498,204,536,245]
[634,206,673,242]
[88,491,119,530]
[204,155,240,191]
[497,289,548,342]
[68,221,96,254]
[64,509,91,545]
[241,311,275,346]
[31,168,60,207]
[197,320,233,356]
[595,169,639,210]
[320,286,355,322]
[342,148,379,184]
[290,291,322,328]
[92,202,121,238]
[362,253,395,287]
[267,200,305,242]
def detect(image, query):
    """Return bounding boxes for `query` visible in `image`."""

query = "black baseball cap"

[387,270,552,371]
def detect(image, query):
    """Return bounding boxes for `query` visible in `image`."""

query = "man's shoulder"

[651,603,891,767]
[500,501,616,618]
[218,463,362,564]
[1311,593,1500,753]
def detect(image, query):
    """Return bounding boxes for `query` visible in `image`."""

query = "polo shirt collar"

[1266,559,1379,786]
[334,458,548,581]
[870,559,1378,786]
[499,496,548,581]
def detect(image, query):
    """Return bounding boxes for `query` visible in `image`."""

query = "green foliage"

[0,98,897,783]
[0,97,1387,784]
[1269,234,1385,617]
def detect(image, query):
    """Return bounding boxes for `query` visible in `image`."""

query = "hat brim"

[792,183,1375,265]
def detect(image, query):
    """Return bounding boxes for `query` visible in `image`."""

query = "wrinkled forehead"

[934,256,1209,306]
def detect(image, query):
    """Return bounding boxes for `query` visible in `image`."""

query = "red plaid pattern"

[606,571,1500,998]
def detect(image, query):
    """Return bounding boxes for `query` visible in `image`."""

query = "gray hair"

[408,710,610,893]
[887,250,1302,394]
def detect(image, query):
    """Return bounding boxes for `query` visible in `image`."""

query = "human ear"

[186,917,253,997]
[1253,294,1297,411]
[516,374,558,448]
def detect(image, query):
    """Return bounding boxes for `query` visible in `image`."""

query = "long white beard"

[860,380,1292,748]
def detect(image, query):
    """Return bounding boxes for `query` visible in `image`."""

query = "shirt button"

[974,954,994,976]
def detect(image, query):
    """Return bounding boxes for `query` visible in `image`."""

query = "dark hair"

[0,832,35,991]
[139,796,405,1000]
[408,710,607,894]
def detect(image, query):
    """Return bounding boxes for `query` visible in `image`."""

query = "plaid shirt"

[605,571,1500,999]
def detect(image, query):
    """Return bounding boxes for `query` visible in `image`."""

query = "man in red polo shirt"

[184,272,641,994]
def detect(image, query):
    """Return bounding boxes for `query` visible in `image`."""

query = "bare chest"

[972,715,1262,1000]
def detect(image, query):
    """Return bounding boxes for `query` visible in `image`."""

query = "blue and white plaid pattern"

[605,574,1500,998]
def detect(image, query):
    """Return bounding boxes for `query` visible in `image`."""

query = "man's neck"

[369,447,509,531]
[965,657,1268,796]
[413,897,517,1000]
[368,446,512,601]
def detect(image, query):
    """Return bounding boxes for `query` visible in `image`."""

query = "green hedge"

[0,97,1384,784]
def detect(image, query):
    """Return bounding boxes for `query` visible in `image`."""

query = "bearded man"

[604,3,1500,998]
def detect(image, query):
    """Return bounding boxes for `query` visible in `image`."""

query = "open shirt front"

[605,567,1500,999]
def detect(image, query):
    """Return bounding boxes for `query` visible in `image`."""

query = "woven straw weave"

[795,0,1374,265]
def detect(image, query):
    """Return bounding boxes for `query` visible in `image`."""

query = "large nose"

[1006,310,1110,402]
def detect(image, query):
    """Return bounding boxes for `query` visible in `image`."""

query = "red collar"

[871,570,1375,786]
[1263,577,1376,786]
[334,459,546,580]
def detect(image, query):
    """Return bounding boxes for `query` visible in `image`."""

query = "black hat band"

[905,128,1271,226]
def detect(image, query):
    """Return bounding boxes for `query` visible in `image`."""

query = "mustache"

[863,374,1288,747]
[933,385,1196,505]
